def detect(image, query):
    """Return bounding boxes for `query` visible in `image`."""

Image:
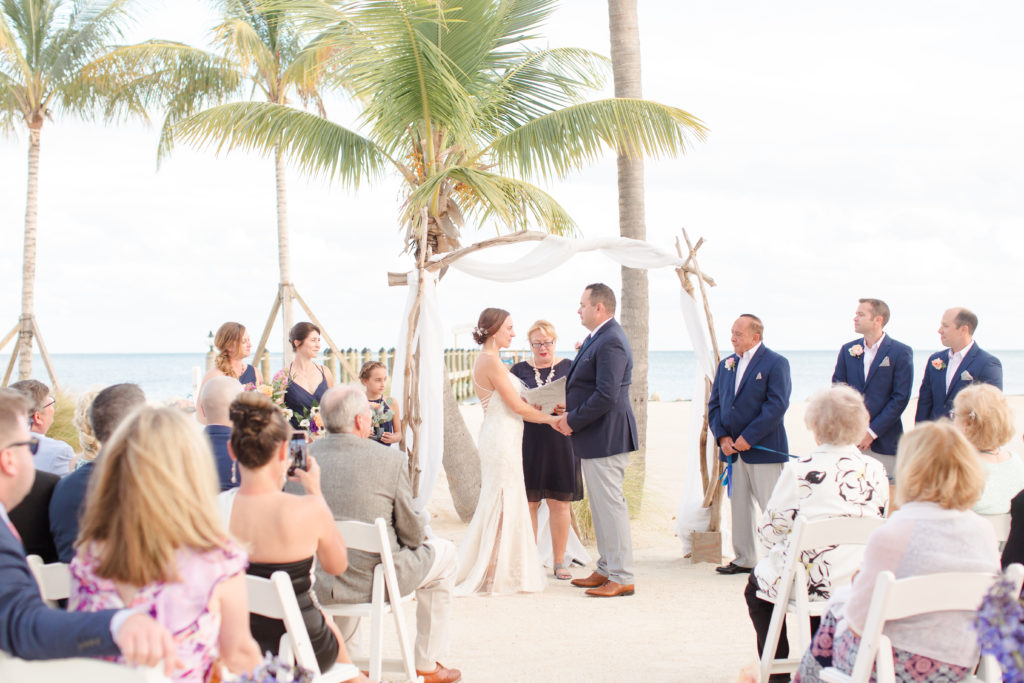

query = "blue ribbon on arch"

[718,445,797,497]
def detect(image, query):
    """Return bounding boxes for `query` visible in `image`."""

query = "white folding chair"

[820,563,1024,683]
[759,515,885,683]
[981,513,1012,550]
[0,651,172,682]
[245,571,360,683]
[320,518,421,683]
[25,554,71,607]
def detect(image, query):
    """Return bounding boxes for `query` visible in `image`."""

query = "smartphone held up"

[288,432,309,476]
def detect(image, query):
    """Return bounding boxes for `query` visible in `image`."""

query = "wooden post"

[31,319,59,392]
[325,348,338,381]
[260,351,271,382]
[252,288,282,373]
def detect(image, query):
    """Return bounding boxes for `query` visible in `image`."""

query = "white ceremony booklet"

[523,376,567,414]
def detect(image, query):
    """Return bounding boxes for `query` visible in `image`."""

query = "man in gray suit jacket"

[309,385,460,683]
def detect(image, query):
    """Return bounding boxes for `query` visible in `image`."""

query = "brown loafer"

[570,570,608,588]
[585,580,635,597]
[417,661,462,683]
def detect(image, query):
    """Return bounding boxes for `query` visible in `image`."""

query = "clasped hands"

[718,435,751,456]
[550,404,572,435]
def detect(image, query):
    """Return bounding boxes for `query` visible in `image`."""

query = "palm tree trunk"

[17,128,42,380]
[608,0,648,512]
[275,146,295,364]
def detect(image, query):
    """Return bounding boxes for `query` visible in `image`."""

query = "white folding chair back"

[320,518,421,683]
[982,513,1011,549]
[245,571,360,683]
[26,554,71,607]
[759,515,885,683]
[820,563,1024,683]
[0,650,171,681]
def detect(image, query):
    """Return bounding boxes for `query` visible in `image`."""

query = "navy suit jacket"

[565,318,638,459]
[708,345,791,464]
[0,514,119,659]
[915,344,1003,422]
[831,335,914,455]
[49,461,94,563]
[204,425,238,492]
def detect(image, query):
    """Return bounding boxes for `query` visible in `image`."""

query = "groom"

[555,283,638,598]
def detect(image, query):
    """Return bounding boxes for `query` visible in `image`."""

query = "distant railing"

[246,348,530,402]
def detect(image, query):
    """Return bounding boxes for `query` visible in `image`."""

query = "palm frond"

[404,165,577,236]
[212,16,278,96]
[0,7,31,85]
[45,0,135,89]
[176,100,388,185]
[490,97,708,181]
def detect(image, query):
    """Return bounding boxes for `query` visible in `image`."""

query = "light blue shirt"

[33,433,75,477]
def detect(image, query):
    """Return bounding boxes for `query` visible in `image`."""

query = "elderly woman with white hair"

[744,385,889,681]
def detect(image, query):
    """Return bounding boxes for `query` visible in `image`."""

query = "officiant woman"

[510,320,583,580]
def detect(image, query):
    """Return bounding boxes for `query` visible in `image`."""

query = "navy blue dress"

[284,364,328,429]
[238,364,257,385]
[510,359,582,502]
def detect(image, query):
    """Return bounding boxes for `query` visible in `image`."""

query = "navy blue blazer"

[49,461,94,563]
[831,335,914,456]
[0,515,119,659]
[205,425,238,492]
[565,318,638,460]
[915,344,1003,422]
[708,345,791,464]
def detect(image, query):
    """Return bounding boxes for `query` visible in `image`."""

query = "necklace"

[533,362,555,387]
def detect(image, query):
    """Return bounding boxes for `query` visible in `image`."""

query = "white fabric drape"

[399,234,724,557]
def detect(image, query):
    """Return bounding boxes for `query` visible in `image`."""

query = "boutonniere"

[931,358,946,371]
[849,344,864,358]
[725,357,737,371]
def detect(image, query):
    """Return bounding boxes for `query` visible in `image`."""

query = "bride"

[455,308,559,595]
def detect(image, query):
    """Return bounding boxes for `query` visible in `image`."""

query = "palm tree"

[608,0,648,511]
[0,0,151,383]
[177,0,707,512]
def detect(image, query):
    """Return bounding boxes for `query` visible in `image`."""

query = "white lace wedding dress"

[454,373,546,595]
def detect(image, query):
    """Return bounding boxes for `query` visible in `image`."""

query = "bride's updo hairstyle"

[229,391,290,469]
[472,308,510,345]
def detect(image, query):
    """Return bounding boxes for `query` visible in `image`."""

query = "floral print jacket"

[753,443,888,601]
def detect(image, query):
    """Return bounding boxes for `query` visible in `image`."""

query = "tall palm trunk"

[17,127,41,380]
[275,145,295,363]
[609,0,648,511]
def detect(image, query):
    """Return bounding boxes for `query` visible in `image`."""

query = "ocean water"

[14,349,1024,402]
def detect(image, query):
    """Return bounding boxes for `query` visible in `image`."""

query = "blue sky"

[1,0,1021,354]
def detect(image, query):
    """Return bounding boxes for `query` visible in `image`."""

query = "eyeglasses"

[3,437,39,455]
[530,342,555,349]
[42,398,55,410]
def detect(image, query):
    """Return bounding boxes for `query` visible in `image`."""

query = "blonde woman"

[71,387,102,469]
[197,322,263,423]
[509,320,582,580]
[794,422,999,682]
[953,383,1024,514]
[70,407,262,682]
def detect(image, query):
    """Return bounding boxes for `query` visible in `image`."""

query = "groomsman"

[831,299,913,483]
[708,314,791,575]
[915,308,1003,423]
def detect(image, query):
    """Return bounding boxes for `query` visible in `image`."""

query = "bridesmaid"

[283,322,335,429]
[197,322,263,424]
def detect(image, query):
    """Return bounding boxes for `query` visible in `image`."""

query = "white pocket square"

[879,357,890,367]
[756,372,763,380]
[961,370,974,381]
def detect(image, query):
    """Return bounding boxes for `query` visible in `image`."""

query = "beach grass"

[47,388,80,453]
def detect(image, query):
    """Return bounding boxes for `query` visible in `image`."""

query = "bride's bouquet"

[244,370,294,423]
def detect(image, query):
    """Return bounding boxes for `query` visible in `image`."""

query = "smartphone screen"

[288,432,308,476]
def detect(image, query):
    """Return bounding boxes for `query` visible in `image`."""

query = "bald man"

[915,308,1003,422]
[201,376,244,491]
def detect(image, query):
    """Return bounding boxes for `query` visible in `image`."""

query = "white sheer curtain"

[396,234,723,556]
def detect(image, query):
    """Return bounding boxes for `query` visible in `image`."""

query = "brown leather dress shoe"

[417,661,462,683]
[585,580,635,597]
[570,570,608,588]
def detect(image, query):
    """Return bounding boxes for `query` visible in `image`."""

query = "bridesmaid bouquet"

[370,401,395,441]
[297,402,324,440]
[244,370,293,423]
[973,571,1024,680]
[229,653,313,682]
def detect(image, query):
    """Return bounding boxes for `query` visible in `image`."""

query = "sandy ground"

[370,397,1024,682]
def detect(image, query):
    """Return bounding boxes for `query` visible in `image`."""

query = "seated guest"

[7,467,59,563]
[745,385,888,682]
[952,384,1024,515]
[9,380,74,476]
[1003,486,1024,569]
[0,389,179,671]
[795,422,999,682]
[196,322,263,424]
[220,392,365,682]
[49,383,145,562]
[309,385,460,683]
[199,376,243,490]
[71,406,262,681]
[71,387,102,469]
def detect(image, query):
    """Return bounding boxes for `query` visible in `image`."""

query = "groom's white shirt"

[588,318,612,337]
